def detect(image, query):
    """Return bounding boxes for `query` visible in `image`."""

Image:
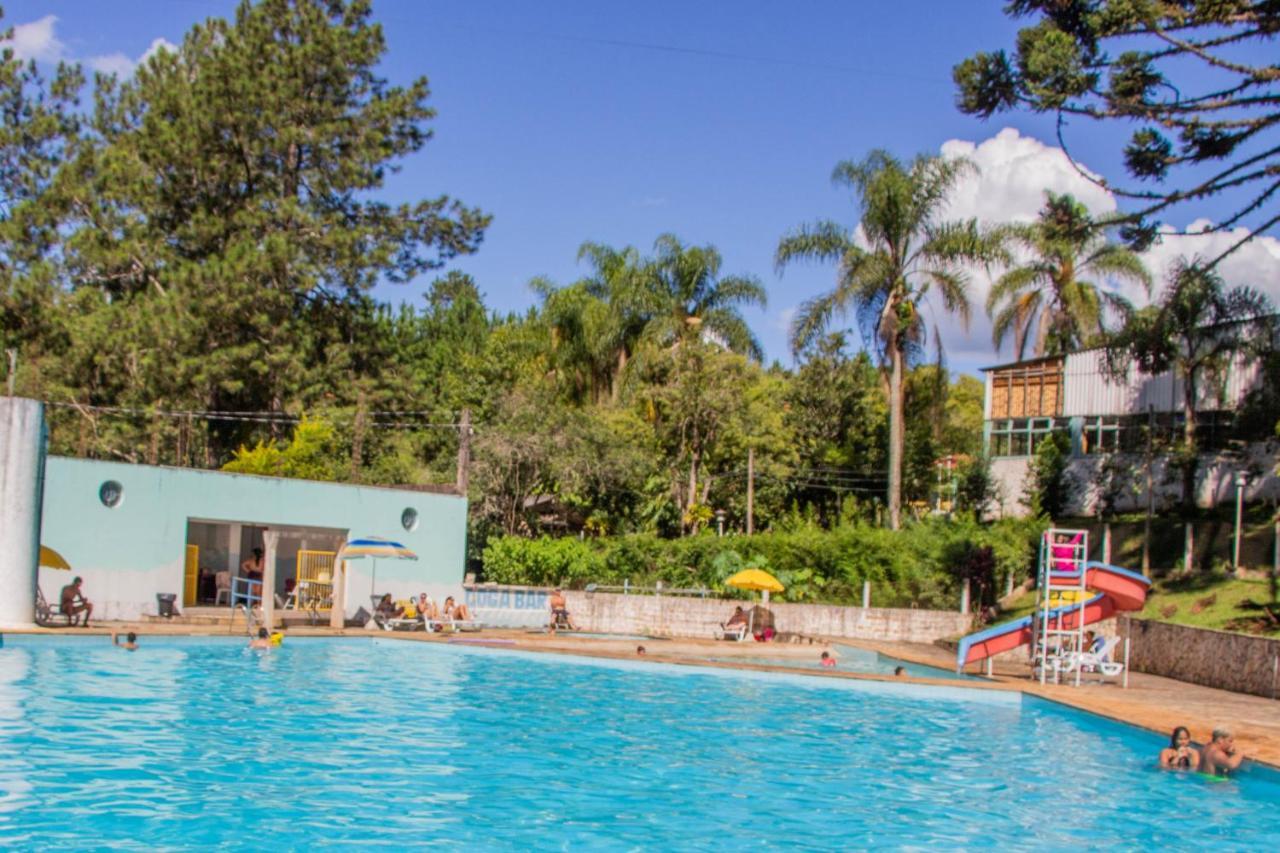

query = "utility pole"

[1233,472,1246,573]
[349,391,366,483]
[746,447,755,535]
[1143,405,1154,575]
[455,407,472,495]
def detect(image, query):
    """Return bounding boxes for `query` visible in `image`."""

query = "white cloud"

[87,52,135,77]
[139,38,177,65]
[3,16,174,78]
[1142,220,1280,300]
[7,15,65,62]
[914,127,1280,368]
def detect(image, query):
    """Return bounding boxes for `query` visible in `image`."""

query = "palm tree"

[776,151,1006,529]
[1106,260,1273,511]
[988,193,1151,359]
[639,234,768,361]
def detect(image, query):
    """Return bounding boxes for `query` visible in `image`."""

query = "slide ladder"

[1035,528,1088,686]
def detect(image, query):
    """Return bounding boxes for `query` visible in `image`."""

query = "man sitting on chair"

[60,576,93,627]
[548,588,577,633]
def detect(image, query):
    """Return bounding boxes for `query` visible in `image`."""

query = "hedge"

[480,518,1046,609]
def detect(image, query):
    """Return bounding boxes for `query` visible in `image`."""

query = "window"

[989,418,1066,457]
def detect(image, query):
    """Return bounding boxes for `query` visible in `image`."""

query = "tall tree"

[989,192,1151,359]
[954,1,1280,257]
[1106,260,1273,510]
[776,151,1006,529]
[0,10,84,393]
[641,234,768,361]
[51,0,488,458]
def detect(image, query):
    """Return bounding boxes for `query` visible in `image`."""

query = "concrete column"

[329,556,346,630]
[0,398,45,628]
[261,529,279,630]
[227,522,242,573]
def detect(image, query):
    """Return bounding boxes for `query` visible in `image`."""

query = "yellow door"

[183,544,199,607]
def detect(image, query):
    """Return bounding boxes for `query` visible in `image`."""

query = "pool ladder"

[230,602,264,636]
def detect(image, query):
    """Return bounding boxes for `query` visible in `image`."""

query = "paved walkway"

[16,621,1280,770]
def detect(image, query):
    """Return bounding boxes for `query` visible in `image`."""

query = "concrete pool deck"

[13,621,1280,770]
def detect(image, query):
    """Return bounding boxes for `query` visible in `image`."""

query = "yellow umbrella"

[725,568,784,594]
[725,568,784,636]
[39,545,71,570]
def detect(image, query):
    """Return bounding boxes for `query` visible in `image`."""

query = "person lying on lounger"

[726,606,748,628]
[376,594,404,620]
[416,593,439,625]
[443,596,471,622]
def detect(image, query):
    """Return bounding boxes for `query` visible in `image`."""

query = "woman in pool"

[1159,726,1200,770]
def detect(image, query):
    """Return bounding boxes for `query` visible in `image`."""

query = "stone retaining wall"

[564,591,970,643]
[1120,616,1280,699]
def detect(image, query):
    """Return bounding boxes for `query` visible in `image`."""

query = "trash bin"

[156,593,178,618]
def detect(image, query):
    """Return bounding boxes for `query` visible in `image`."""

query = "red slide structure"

[955,562,1151,670]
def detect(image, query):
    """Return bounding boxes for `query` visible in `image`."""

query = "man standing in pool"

[1200,728,1246,778]
[548,588,577,633]
[111,631,138,651]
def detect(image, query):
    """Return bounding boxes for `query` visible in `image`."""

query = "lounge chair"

[1049,637,1125,682]
[718,621,748,641]
[368,595,423,631]
[35,586,78,626]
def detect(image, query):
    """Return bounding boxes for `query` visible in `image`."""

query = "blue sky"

[7,1,1280,374]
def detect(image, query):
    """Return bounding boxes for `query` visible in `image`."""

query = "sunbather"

[443,596,471,622]
[1159,726,1200,770]
[376,594,404,620]
[725,606,747,627]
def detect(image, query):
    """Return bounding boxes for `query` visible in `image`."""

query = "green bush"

[479,518,1046,608]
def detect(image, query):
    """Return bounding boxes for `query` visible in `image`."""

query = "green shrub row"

[480,518,1046,609]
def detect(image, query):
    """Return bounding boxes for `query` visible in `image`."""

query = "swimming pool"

[2,635,1277,848]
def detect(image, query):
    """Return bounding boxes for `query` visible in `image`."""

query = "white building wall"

[1061,348,1261,417]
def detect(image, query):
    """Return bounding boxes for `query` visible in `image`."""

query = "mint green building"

[37,457,467,621]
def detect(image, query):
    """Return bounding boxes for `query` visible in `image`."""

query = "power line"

[42,401,473,429]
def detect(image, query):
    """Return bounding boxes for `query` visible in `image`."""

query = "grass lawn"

[993,574,1280,638]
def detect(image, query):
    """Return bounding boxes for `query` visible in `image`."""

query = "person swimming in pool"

[820,651,836,668]
[1158,726,1200,770]
[111,630,138,651]
[1200,728,1245,778]
[248,627,272,650]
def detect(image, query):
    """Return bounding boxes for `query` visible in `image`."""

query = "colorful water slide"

[955,562,1152,670]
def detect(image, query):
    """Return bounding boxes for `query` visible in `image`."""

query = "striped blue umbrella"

[336,537,418,562]
[336,537,419,603]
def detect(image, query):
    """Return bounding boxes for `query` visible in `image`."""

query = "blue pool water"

[1,635,1278,849]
